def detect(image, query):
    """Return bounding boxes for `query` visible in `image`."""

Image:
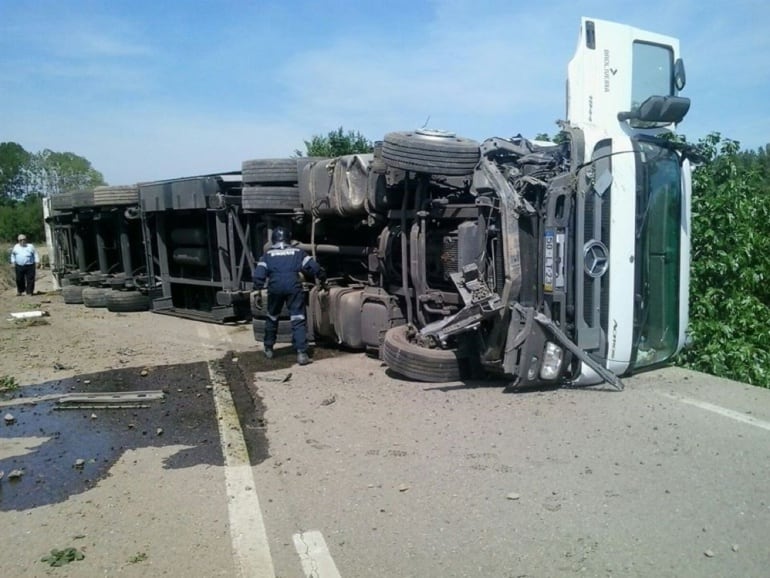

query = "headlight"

[539,342,564,380]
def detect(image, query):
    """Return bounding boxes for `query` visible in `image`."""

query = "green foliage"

[0,141,104,244]
[677,133,770,387]
[29,149,106,196]
[296,127,373,157]
[0,196,44,242]
[128,552,148,563]
[0,142,32,199]
[0,374,19,392]
[0,142,106,199]
[41,547,85,567]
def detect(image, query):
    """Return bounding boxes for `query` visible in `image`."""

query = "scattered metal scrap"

[54,390,165,410]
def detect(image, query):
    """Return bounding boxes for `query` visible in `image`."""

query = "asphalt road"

[248,355,770,578]
[2,323,769,578]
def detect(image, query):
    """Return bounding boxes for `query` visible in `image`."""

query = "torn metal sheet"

[56,390,165,405]
[9,310,50,320]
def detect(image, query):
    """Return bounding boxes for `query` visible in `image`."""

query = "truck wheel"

[71,189,95,208]
[82,287,110,308]
[242,158,298,184]
[252,316,294,343]
[91,185,139,206]
[242,185,300,211]
[382,325,468,382]
[62,285,85,305]
[51,193,73,210]
[382,129,480,176]
[106,291,150,312]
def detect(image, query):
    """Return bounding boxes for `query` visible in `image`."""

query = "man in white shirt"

[9,234,39,296]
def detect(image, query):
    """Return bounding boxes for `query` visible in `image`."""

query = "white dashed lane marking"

[662,392,770,432]
[293,531,343,578]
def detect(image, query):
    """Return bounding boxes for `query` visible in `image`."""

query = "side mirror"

[617,95,691,125]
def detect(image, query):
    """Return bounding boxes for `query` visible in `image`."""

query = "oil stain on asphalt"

[0,349,291,512]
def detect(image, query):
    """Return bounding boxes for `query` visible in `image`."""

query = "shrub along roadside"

[676,134,770,387]
[0,195,44,243]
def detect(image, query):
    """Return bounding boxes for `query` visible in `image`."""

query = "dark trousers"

[15,264,36,295]
[264,289,308,352]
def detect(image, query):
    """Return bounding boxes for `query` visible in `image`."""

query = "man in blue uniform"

[252,226,325,365]
[9,234,40,296]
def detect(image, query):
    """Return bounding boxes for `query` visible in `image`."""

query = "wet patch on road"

[0,349,277,512]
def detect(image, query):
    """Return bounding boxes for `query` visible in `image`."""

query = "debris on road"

[58,390,165,402]
[9,310,49,320]
[256,373,293,383]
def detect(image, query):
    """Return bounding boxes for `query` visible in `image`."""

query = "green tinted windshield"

[632,141,682,370]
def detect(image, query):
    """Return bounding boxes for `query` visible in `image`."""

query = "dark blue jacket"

[253,243,324,293]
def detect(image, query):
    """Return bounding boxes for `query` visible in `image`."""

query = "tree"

[27,149,106,197]
[295,127,373,157]
[0,142,106,242]
[0,142,32,201]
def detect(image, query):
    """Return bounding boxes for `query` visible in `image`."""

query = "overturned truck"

[257,18,694,388]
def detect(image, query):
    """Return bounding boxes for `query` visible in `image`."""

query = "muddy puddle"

[0,349,287,512]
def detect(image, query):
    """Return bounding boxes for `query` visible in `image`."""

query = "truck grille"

[576,140,612,353]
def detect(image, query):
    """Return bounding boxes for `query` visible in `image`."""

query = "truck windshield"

[631,141,682,370]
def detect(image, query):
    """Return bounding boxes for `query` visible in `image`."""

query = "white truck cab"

[564,18,691,385]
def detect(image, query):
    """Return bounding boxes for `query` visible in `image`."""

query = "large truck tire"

[242,158,298,184]
[382,129,480,176]
[92,185,140,206]
[382,325,468,382]
[241,185,300,211]
[51,193,73,210]
[71,189,95,208]
[106,291,150,312]
[251,316,294,344]
[62,285,85,304]
[82,287,111,308]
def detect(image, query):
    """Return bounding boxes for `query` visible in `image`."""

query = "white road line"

[662,392,770,432]
[207,357,275,578]
[293,531,343,578]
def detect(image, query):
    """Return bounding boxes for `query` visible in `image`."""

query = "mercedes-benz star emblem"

[583,240,609,278]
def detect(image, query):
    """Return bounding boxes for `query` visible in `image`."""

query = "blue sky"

[1,0,768,186]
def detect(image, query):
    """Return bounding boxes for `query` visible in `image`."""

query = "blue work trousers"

[264,289,308,353]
